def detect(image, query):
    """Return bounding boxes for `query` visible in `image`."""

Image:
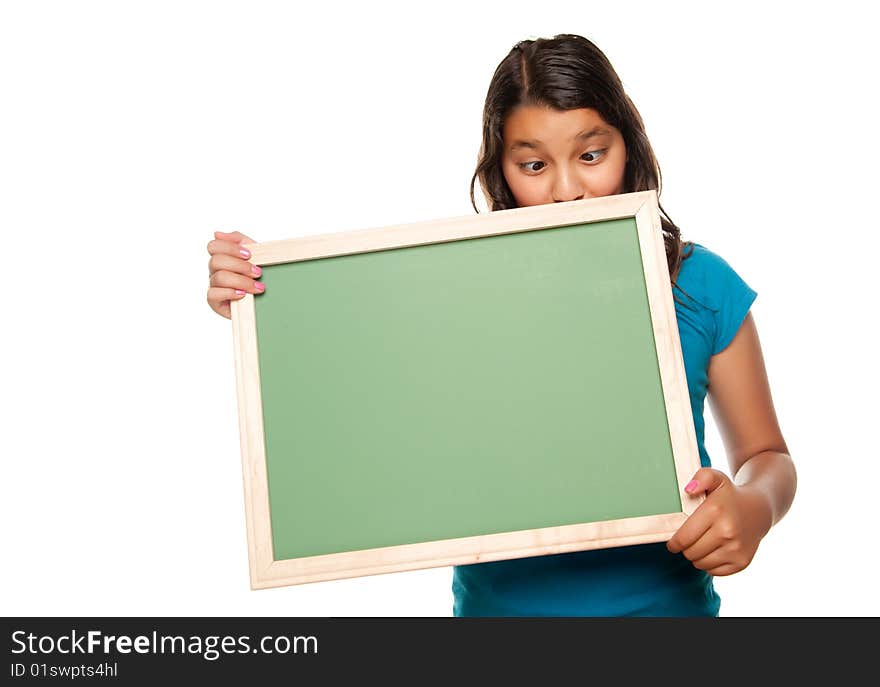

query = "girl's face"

[501,105,627,207]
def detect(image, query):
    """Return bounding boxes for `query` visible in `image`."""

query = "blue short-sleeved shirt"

[451,242,758,617]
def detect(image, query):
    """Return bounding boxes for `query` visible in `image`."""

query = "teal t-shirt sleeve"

[704,249,758,355]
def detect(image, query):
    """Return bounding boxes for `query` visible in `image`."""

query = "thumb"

[214,230,256,244]
[683,468,728,496]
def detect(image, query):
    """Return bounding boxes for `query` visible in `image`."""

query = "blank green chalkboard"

[231,190,703,589]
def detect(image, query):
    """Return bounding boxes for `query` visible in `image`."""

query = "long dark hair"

[469,33,695,297]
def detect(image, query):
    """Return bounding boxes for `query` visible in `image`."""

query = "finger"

[209,299,231,319]
[207,237,256,260]
[684,468,728,497]
[681,526,723,563]
[666,503,715,554]
[209,269,265,294]
[208,252,262,280]
[214,230,256,245]
[705,563,740,577]
[691,547,735,573]
[208,286,249,320]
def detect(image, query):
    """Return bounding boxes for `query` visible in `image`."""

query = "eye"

[519,160,546,172]
[517,150,607,173]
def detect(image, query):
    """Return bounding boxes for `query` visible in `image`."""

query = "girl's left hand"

[666,468,774,577]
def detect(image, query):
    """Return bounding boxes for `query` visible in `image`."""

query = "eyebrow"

[508,126,611,152]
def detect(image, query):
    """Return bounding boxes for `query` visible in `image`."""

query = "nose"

[551,169,585,203]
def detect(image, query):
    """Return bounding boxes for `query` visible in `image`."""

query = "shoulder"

[675,242,755,313]
[678,242,741,283]
[675,242,759,355]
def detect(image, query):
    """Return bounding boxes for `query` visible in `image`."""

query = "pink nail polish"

[252,265,262,277]
[255,282,265,292]
[234,289,246,296]
[240,248,251,258]
[685,480,699,493]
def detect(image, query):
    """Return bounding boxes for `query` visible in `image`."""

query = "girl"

[205,34,796,616]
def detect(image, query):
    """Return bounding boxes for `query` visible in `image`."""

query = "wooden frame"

[230,190,704,590]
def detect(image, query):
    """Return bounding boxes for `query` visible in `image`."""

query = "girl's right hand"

[206,230,265,319]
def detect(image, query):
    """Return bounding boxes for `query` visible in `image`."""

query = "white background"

[2,0,877,617]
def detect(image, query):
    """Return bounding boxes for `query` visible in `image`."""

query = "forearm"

[732,450,797,528]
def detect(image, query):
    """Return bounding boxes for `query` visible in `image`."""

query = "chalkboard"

[231,190,703,589]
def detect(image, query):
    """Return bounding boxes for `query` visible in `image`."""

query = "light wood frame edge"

[247,191,655,265]
[255,513,686,589]
[230,293,276,586]
[231,190,703,590]
[633,197,705,519]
